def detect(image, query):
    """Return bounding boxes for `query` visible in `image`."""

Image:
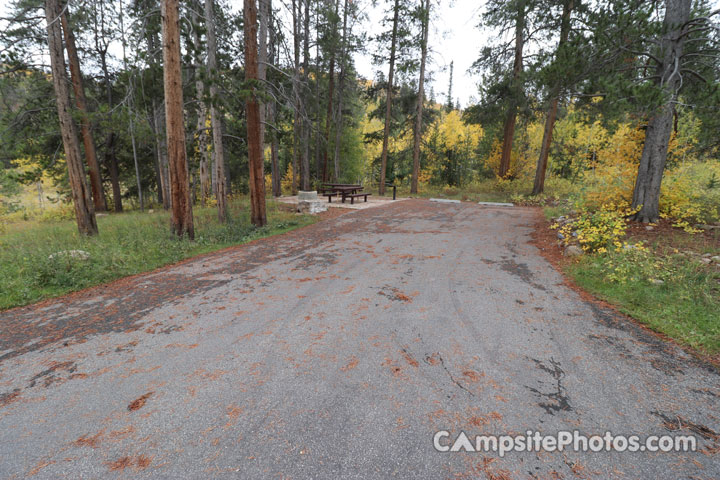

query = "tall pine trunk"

[322,0,340,182]
[332,0,350,180]
[60,8,106,212]
[152,101,171,210]
[147,27,171,210]
[411,0,429,194]
[118,0,143,211]
[191,4,210,206]
[259,0,269,152]
[162,0,194,238]
[45,0,97,235]
[292,0,301,194]
[205,0,228,222]
[379,0,400,195]
[300,0,311,191]
[268,0,281,197]
[631,0,691,222]
[245,0,268,226]
[532,0,574,195]
[104,133,123,212]
[498,0,525,179]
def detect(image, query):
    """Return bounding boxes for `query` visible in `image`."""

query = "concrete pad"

[277,194,408,210]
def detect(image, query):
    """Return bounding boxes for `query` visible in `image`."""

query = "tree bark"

[332,0,350,180]
[245,0,268,226]
[314,6,322,183]
[259,0,269,150]
[411,0,429,194]
[205,0,228,222]
[191,3,210,206]
[60,7,106,212]
[152,101,171,209]
[322,0,340,182]
[292,0,301,194]
[532,0,574,195]
[118,0,143,211]
[146,26,171,210]
[104,132,123,212]
[379,0,400,195]
[268,0,281,197]
[499,0,525,179]
[45,0,97,235]
[632,0,691,222]
[300,0,311,191]
[162,0,194,238]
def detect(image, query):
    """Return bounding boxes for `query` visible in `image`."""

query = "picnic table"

[319,184,371,204]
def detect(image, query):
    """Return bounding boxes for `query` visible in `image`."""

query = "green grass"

[0,199,316,311]
[375,176,582,206]
[567,249,720,355]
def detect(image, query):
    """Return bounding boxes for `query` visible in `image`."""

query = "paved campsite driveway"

[0,200,718,479]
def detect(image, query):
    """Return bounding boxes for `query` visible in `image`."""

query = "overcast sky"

[354,0,487,109]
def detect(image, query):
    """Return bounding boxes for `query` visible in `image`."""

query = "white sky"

[0,0,486,110]
[354,0,486,109]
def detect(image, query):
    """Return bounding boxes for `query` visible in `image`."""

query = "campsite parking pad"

[0,199,718,479]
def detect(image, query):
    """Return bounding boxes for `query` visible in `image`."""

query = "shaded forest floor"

[0,199,332,311]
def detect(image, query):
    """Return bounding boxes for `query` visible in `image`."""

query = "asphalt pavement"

[0,199,718,479]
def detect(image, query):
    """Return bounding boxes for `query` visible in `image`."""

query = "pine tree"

[411,0,430,194]
[44,0,97,235]
[161,0,194,238]
[245,0,268,226]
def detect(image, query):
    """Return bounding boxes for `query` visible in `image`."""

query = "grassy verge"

[373,177,580,205]
[566,244,720,355]
[0,199,316,311]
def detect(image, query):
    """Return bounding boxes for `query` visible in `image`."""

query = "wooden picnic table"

[320,184,369,203]
[320,183,361,190]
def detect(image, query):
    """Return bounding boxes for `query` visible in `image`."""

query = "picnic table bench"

[343,192,371,204]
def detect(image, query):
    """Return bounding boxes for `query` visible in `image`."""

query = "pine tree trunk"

[315,11,322,184]
[532,0,573,196]
[45,0,97,235]
[205,0,228,222]
[162,0,194,238]
[379,0,400,196]
[322,0,340,182]
[531,97,559,195]
[104,133,123,212]
[499,0,525,179]
[269,101,281,196]
[411,0,429,195]
[191,4,210,206]
[152,101,171,210]
[631,0,690,223]
[300,0,311,191]
[245,0,268,226]
[147,28,171,210]
[268,0,281,197]
[292,0,301,194]
[259,0,269,150]
[60,8,106,212]
[332,0,349,181]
